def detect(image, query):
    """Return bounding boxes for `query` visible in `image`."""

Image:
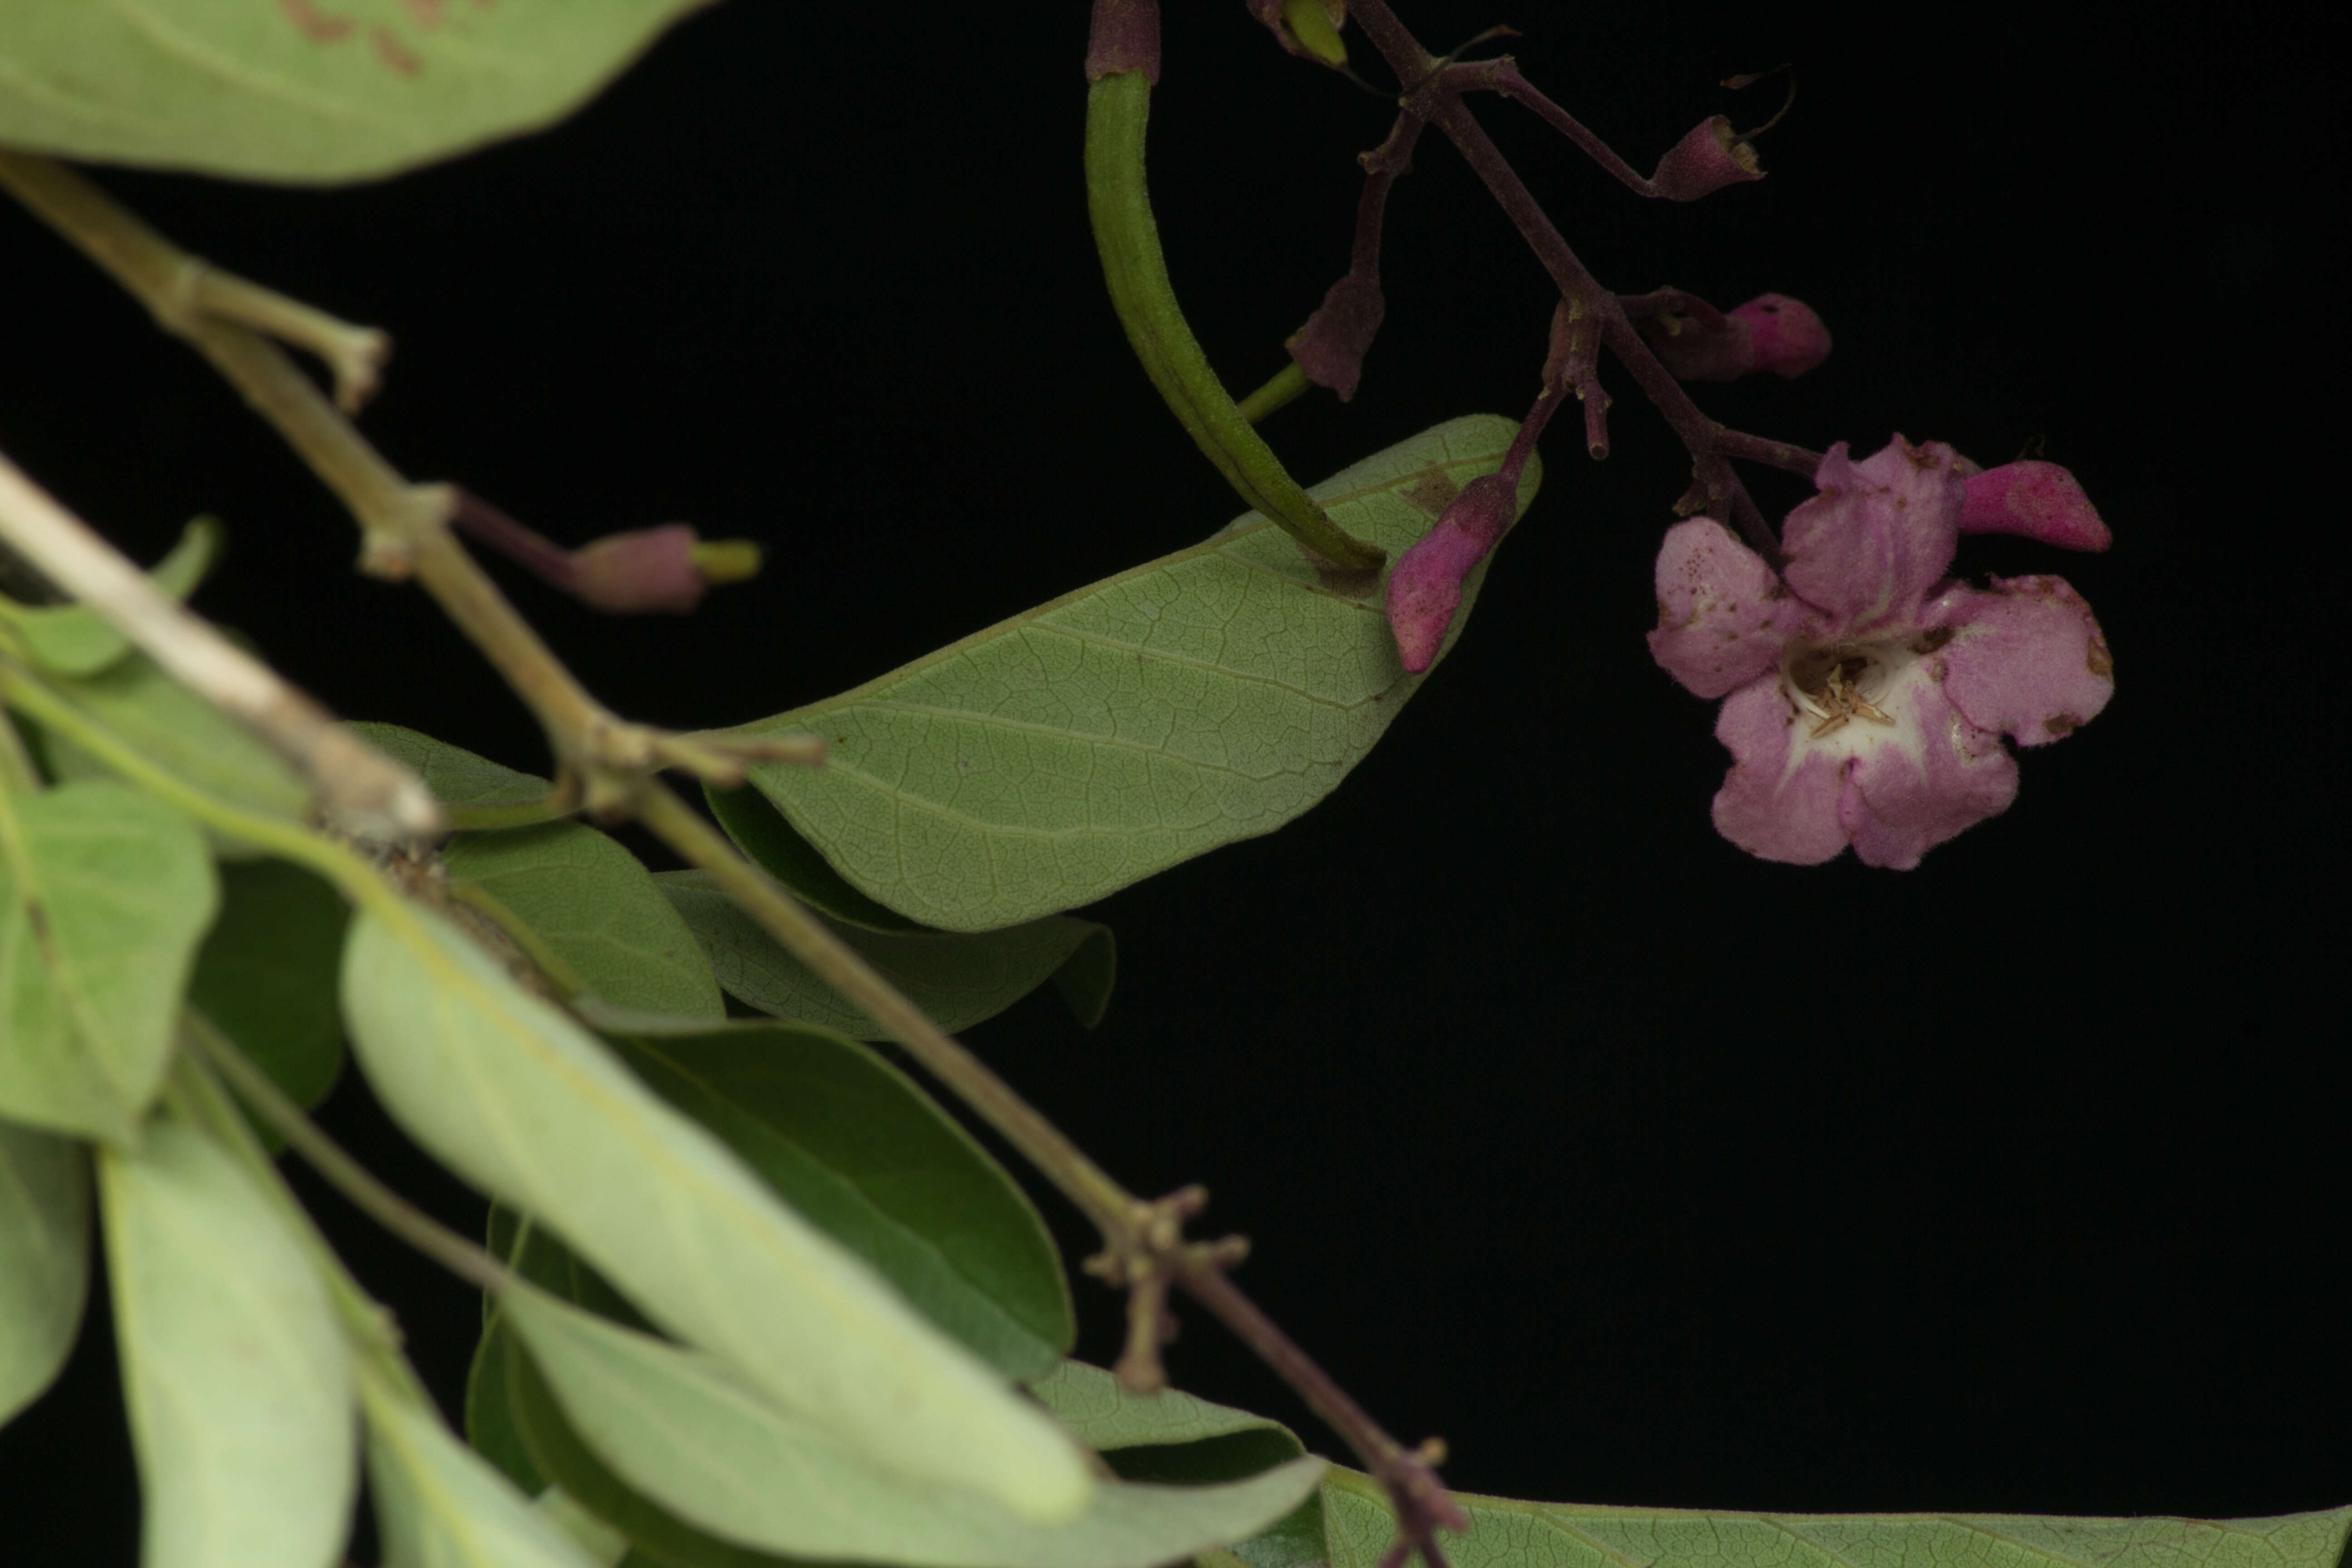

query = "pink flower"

[1649,437,2113,868]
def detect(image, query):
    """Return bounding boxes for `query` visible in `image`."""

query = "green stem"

[1235,360,1312,425]
[1084,72,1384,573]
[180,1015,511,1300]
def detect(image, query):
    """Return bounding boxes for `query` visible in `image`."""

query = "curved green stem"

[1084,71,1384,572]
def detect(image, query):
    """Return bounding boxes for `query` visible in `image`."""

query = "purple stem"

[448,491,581,590]
[1443,58,1658,199]
[1347,0,1782,559]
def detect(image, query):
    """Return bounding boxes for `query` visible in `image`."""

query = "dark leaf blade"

[188,857,351,1115]
[608,1023,1073,1380]
[445,823,722,1020]
[655,869,1112,1039]
[346,723,549,813]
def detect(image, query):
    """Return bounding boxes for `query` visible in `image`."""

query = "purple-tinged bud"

[1385,473,1516,672]
[1729,293,1830,377]
[1286,272,1383,401]
[1646,310,1752,382]
[1087,0,1160,83]
[1248,0,1347,65]
[571,524,763,613]
[1957,462,2112,552]
[1650,116,1764,201]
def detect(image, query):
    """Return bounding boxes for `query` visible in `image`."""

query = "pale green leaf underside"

[337,904,1092,1521]
[504,1288,1321,1568]
[1304,1471,2352,1568]
[98,1117,355,1568]
[446,823,722,1020]
[0,0,714,184]
[0,779,218,1144]
[728,414,1538,931]
[0,517,219,676]
[654,867,1108,1039]
[361,1364,602,1568]
[0,1116,90,1426]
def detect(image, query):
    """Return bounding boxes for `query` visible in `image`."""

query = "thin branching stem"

[1342,0,1786,559]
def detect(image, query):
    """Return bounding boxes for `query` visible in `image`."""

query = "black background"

[3,0,2344,1559]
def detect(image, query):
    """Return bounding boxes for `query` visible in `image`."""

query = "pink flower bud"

[1957,461,2112,552]
[1729,293,1831,377]
[571,523,760,614]
[1650,116,1764,201]
[1385,473,1516,672]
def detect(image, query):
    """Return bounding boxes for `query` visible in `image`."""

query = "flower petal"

[1781,438,1965,635]
[1926,574,2114,746]
[1837,678,2018,868]
[1647,518,1807,698]
[1709,680,1851,863]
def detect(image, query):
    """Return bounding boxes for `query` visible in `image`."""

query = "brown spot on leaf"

[2044,714,2079,737]
[1401,469,1461,519]
[280,0,354,42]
[372,24,421,75]
[400,0,446,25]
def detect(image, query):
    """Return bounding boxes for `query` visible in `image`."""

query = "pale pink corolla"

[1649,437,2113,867]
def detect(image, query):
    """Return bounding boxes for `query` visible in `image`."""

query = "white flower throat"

[1786,643,1900,738]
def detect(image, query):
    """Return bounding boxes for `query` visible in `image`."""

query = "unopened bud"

[1957,462,2111,552]
[1730,294,1830,377]
[1385,474,1516,672]
[1644,292,1829,382]
[1249,0,1347,64]
[572,524,763,613]
[1650,116,1764,201]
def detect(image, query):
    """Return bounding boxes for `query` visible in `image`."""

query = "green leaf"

[1031,1360,1324,1561]
[444,823,722,1020]
[719,415,1538,931]
[1294,1470,2352,1568]
[97,1117,356,1568]
[654,868,1112,1039]
[0,1,715,184]
[0,779,218,1144]
[0,1116,90,1427]
[1029,1358,1303,1456]
[464,1310,548,1496]
[0,518,220,676]
[704,781,924,932]
[338,902,1094,1520]
[501,1287,1327,1568]
[361,1362,603,1568]
[188,858,351,1116]
[34,651,313,829]
[607,1022,1073,1380]
[347,722,549,813]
